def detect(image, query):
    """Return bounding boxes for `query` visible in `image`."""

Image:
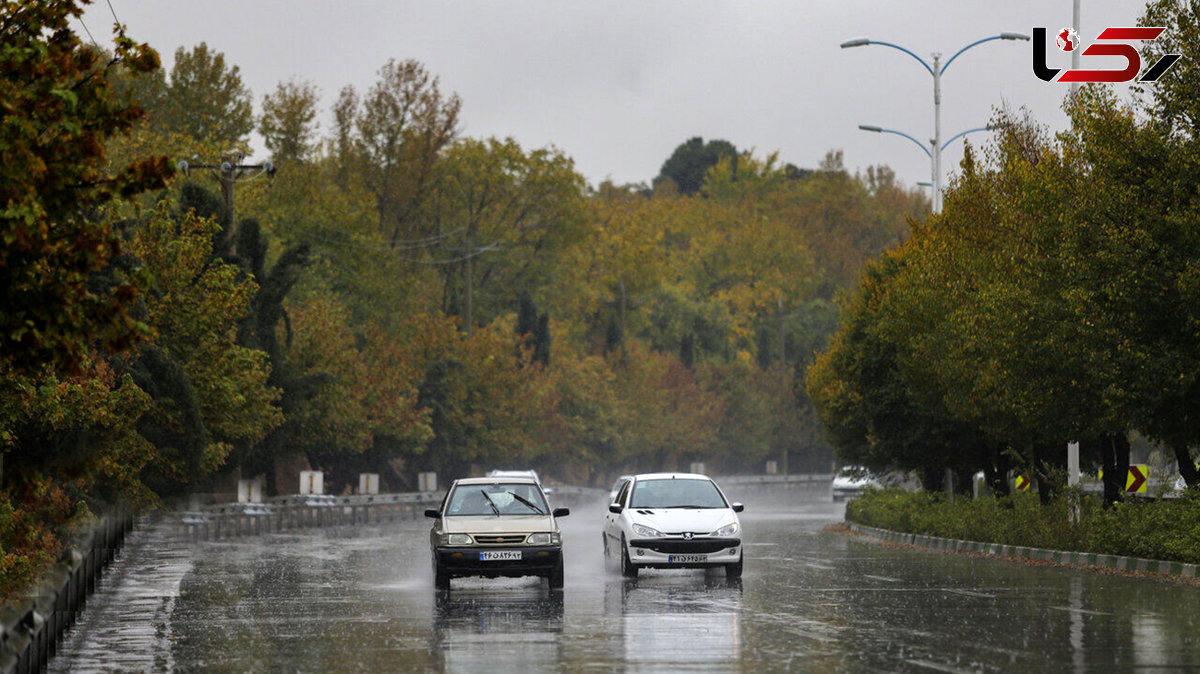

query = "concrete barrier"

[719,473,834,505]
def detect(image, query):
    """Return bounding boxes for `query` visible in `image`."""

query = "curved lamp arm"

[942,33,1031,74]
[841,38,934,77]
[858,124,932,158]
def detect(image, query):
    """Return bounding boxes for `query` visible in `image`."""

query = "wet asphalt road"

[51,494,1200,672]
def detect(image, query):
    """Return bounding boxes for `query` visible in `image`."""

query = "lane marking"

[863,574,902,583]
[906,659,974,673]
[943,589,996,598]
[1051,606,1110,616]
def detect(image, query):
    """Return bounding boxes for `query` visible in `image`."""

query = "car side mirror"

[731,503,744,513]
[424,509,440,518]
[608,503,622,514]
[553,507,570,518]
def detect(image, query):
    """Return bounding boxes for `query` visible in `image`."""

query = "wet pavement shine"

[50,496,1200,672]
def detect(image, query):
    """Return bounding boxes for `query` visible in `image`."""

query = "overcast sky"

[82,1,1149,190]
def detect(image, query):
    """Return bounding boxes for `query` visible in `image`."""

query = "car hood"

[442,515,556,534]
[627,508,736,534]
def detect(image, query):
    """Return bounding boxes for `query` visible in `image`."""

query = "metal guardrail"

[1,511,135,674]
[178,486,616,541]
[176,492,445,541]
[720,473,834,485]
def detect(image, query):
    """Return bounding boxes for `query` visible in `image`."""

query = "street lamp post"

[841,32,1029,213]
[858,123,998,206]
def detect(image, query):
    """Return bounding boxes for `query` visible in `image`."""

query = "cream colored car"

[425,476,569,590]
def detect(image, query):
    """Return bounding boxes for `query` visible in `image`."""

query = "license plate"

[479,550,522,561]
[669,554,707,563]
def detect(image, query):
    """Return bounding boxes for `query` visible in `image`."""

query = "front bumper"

[626,537,741,568]
[434,546,562,578]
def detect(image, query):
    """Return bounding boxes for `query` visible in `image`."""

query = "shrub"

[846,487,1200,564]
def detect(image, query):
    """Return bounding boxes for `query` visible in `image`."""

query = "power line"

[105,0,121,26]
[75,17,100,50]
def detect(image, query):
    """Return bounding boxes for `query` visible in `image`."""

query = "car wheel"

[725,555,743,578]
[434,559,451,590]
[620,535,639,578]
[548,557,564,590]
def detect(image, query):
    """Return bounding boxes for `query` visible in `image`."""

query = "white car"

[832,465,880,501]
[603,473,743,578]
[488,469,552,495]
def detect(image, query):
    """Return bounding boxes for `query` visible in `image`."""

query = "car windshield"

[446,483,548,516]
[629,478,727,509]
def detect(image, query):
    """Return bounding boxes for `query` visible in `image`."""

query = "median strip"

[845,521,1200,581]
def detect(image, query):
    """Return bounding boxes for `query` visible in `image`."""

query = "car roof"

[630,473,713,481]
[487,469,539,478]
[453,476,539,486]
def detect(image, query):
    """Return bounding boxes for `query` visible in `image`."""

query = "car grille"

[473,535,527,544]
[629,537,739,554]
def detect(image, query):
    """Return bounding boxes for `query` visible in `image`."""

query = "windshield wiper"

[506,491,545,514]
[479,489,500,516]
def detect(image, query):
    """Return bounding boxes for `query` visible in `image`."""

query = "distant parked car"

[603,473,743,578]
[832,465,881,501]
[426,476,570,590]
[608,475,633,504]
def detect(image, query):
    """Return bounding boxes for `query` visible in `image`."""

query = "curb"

[846,521,1200,579]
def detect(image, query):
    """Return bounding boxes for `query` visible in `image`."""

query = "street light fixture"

[842,32,1029,213]
[856,123,1000,201]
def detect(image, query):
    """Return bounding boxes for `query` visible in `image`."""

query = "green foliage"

[334,58,461,244]
[0,479,88,601]
[259,79,319,164]
[0,0,169,374]
[150,42,254,144]
[847,488,1200,566]
[656,137,738,196]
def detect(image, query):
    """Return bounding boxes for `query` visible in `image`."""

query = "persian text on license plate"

[669,554,707,563]
[480,550,522,561]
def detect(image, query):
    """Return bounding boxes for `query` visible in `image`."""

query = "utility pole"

[464,234,473,335]
[177,151,275,258]
[778,294,787,383]
[458,234,499,336]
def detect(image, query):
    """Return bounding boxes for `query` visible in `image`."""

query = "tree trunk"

[1173,444,1199,489]
[1101,433,1130,507]
[921,467,945,492]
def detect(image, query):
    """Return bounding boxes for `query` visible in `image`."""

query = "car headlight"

[526,532,560,545]
[711,522,739,537]
[632,523,664,538]
[441,533,473,545]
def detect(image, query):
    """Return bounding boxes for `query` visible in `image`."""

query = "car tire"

[725,555,743,578]
[620,535,639,578]
[434,559,451,590]
[549,558,564,590]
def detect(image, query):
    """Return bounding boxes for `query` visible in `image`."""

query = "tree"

[0,0,168,375]
[334,59,460,247]
[154,42,253,144]
[260,79,319,164]
[125,203,283,489]
[429,137,588,331]
[655,137,738,196]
